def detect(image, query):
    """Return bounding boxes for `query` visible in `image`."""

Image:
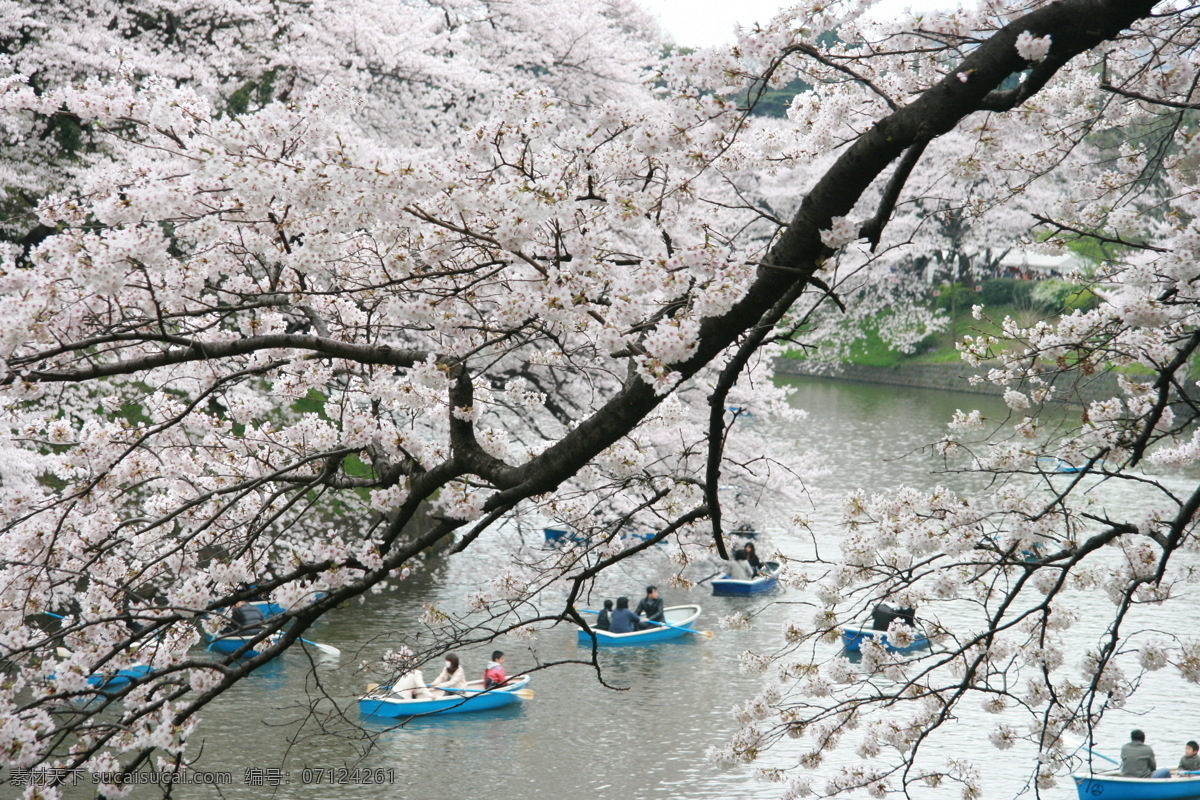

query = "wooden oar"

[580,609,714,640]
[696,571,723,585]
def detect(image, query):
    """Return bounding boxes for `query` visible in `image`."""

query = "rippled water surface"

[79,377,1200,800]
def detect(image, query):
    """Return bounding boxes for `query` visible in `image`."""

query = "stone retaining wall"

[773,358,1124,407]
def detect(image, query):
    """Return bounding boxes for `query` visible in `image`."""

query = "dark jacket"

[1179,753,1200,771]
[635,596,664,622]
[596,609,611,631]
[871,604,916,631]
[609,608,643,634]
[229,603,266,635]
[1121,741,1156,777]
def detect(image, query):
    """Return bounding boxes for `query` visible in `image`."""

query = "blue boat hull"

[841,626,930,653]
[577,605,702,647]
[712,563,780,595]
[247,592,327,619]
[359,676,530,719]
[1074,773,1200,800]
[206,634,274,658]
[85,664,152,688]
[545,527,654,546]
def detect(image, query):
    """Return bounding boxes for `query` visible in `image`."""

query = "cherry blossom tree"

[0,0,661,252]
[1,0,1197,798]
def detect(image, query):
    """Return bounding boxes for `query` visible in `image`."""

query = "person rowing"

[635,586,664,623]
[225,599,266,635]
[432,653,469,696]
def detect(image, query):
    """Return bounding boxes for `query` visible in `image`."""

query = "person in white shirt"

[727,550,754,580]
[390,668,433,700]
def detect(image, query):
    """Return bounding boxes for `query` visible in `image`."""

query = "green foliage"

[746,77,811,118]
[980,277,1100,313]
[226,70,278,117]
[1031,279,1100,313]
[931,282,980,311]
[980,278,1036,308]
[52,114,85,155]
[1063,233,1124,266]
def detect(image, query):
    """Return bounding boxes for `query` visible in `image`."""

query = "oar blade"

[512,688,535,700]
[301,639,341,656]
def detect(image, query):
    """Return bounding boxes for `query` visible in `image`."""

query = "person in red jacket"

[483,650,508,689]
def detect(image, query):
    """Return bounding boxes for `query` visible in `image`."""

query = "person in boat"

[1121,729,1157,778]
[432,653,468,695]
[635,586,665,623]
[1178,741,1200,774]
[595,599,614,631]
[226,599,266,635]
[727,550,755,581]
[608,596,647,633]
[1152,740,1199,778]
[390,667,433,700]
[484,651,508,689]
[742,543,762,575]
[871,603,916,631]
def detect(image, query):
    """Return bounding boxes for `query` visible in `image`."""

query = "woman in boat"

[1121,729,1157,777]
[595,600,613,631]
[727,550,754,581]
[432,653,468,694]
[742,543,762,575]
[390,668,433,700]
[608,597,645,633]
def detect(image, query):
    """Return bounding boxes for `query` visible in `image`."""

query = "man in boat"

[871,603,916,631]
[484,651,509,689]
[635,586,665,623]
[226,599,266,635]
[1121,730,1157,778]
[608,596,647,633]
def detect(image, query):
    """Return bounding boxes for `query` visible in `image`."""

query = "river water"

[52,377,1200,800]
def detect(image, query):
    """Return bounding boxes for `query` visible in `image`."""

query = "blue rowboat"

[358,676,530,719]
[206,633,278,658]
[544,527,585,545]
[544,527,655,546]
[1073,772,1200,799]
[248,591,329,619]
[1037,456,1112,475]
[841,626,930,653]
[576,605,703,646]
[712,562,780,596]
[85,663,152,689]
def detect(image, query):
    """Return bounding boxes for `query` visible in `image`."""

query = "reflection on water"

[63,377,1198,800]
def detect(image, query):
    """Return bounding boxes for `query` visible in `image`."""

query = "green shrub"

[1032,279,1100,313]
[931,282,980,311]
[980,278,1035,307]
